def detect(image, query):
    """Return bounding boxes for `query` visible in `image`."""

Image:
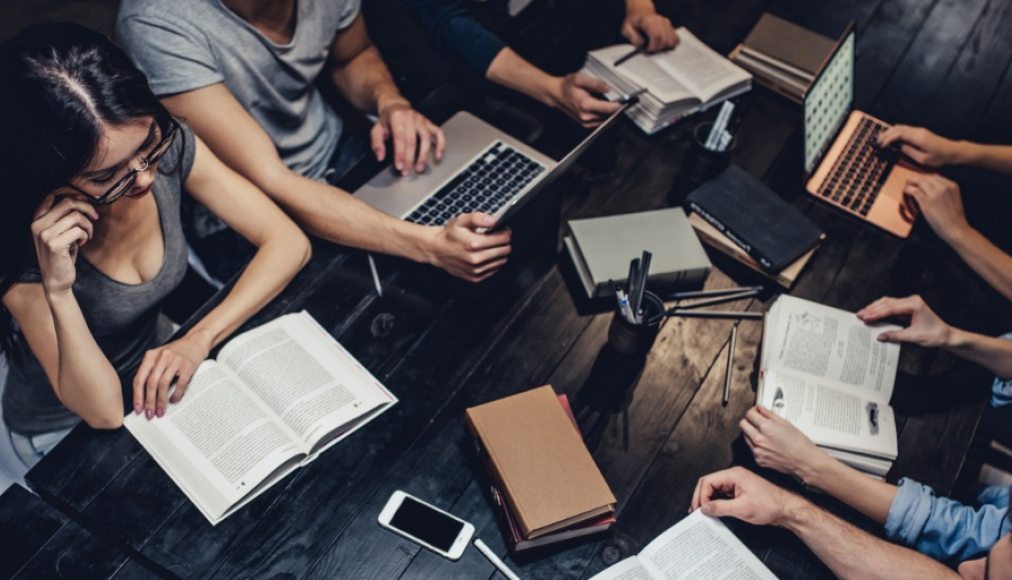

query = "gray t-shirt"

[3,124,196,435]
[116,0,360,180]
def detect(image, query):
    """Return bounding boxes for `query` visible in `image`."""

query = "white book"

[758,296,901,472]
[590,510,776,580]
[124,311,397,525]
[585,28,752,134]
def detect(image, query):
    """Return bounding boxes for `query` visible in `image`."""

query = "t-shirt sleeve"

[15,265,42,284]
[116,14,224,97]
[336,0,362,30]
[401,0,507,75]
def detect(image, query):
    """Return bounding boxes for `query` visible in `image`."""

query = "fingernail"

[396,163,404,171]
[145,409,153,420]
[134,404,143,415]
[156,408,164,418]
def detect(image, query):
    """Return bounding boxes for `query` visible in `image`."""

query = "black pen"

[634,251,652,321]
[614,30,647,67]
[654,309,764,322]
[678,289,759,310]
[723,323,737,407]
[626,258,640,300]
[667,286,763,300]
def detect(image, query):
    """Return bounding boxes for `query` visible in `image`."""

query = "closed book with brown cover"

[742,13,835,77]
[465,386,616,539]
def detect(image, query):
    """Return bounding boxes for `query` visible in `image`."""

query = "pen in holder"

[607,290,665,356]
[668,121,736,205]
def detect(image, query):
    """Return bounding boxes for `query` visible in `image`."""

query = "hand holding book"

[740,405,832,486]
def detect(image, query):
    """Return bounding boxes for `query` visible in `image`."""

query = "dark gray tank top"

[3,123,196,435]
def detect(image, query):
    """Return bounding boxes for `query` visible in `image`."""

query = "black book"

[685,166,823,274]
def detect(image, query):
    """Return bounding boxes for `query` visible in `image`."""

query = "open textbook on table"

[125,311,397,525]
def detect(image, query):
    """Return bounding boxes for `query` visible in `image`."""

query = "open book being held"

[590,510,775,579]
[758,295,901,477]
[124,311,397,525]
[584,28,752,134]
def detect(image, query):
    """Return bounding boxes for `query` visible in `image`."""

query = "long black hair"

[0,23,176,359]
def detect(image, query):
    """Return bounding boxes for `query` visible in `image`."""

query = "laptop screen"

[803,29,855,174]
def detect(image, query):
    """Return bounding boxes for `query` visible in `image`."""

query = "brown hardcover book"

[741,13,835,77]
[465,386,616,540]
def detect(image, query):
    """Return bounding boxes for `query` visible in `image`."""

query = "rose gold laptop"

[802,23,925,237]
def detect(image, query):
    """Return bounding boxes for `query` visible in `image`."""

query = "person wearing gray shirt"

[0,24,310,468]
[117,0,514,284]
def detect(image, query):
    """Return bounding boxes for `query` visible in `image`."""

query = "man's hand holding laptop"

[423,213,512,283]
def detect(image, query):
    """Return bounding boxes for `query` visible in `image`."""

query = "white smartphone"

[377,490,475,560]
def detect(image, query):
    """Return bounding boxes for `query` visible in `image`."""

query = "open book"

[758,295,901,476]
[585,28,752,134]
[590,510,776,580]
[124,311,397,525]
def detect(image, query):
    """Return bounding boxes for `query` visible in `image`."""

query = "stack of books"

[584,28,751,134]
[758,295,901,478]
[466,386,617,552]
[730,13,837,103]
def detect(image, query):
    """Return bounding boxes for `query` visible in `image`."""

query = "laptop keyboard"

[816,117,895,217]
[405,141,546,226]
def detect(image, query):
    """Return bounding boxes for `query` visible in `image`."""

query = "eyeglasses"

[70,121,179,205]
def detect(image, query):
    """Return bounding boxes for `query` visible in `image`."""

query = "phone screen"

[389,496,464,552]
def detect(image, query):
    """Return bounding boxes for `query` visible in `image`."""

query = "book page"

[218,312,395,448]
[588,44,695,104]
[637,511,777,579]
[590,556,656,580]
[124,361,305,523]
[765,295,900,400]
[760,368,898,459]
[657,29,752,103]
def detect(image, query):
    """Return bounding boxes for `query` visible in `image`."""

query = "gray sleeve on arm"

[115,15,223,97]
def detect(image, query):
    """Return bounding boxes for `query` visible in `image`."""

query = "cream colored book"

[124,311,397,525]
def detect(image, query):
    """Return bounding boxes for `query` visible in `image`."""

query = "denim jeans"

[8,425,74,469]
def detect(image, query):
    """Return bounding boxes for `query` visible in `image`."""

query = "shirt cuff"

[991,332,1012,407]
[884,477,935,547]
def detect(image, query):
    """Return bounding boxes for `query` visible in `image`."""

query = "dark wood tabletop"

[12,0,1012,578]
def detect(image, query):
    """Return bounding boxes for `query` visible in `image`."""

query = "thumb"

[877,329,911,343]
[456,212,497,230]
[700,499,735,518]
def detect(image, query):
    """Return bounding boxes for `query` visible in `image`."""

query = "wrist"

[44,287,75,305]
[374,90,409,117]
[401,222,440,267]
[541,76,565,109]
[950,140,980,166]
[795,451,837,489]
[625,0,656,16]
[778,493,814,531]
[943,326,969,350]
[184,326,217,352]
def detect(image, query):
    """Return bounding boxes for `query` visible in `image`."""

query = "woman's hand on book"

[622,0,678,53]
[690,466,804,528]
[133,334,211,419]
[30,194,98,298]
[857,295,953,348]
[740,405,828,487]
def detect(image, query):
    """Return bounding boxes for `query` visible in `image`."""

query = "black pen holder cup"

[669,122,736,205]
[607,291,665,357]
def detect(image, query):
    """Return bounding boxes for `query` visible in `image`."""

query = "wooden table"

[19,0,1012,578]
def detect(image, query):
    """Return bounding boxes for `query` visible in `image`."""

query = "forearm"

[944,326,1012,379]
[47,291,124,428]
[801,454,898,525]
[625,0,657,15]
[185,233,311,351]
[329,45,405,113]
[783,498,959,580]
[944,226,1012,302]
[486,48,562,109]
[956,141,1012,175]
[265,170,436,265]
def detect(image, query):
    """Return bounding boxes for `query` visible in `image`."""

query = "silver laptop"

[355,102,632,231]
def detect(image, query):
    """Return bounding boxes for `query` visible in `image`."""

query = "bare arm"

[783,497,960,580]
[955,141,1012,175]
[943,225,1012,303]
[878,125,1012,175]
[161,85,511,282]
[692,468,958,580]
[132,136,311,418]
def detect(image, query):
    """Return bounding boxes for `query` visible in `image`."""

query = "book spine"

[688,202,776,272]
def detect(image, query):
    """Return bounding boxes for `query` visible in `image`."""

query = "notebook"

[465,385,616,540]
[686,165,823,274]
[564,208,711,298]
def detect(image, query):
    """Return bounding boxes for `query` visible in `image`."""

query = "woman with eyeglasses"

[0,24,311,468]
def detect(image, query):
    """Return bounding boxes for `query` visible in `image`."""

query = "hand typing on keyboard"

[371,99,446,175]
[422,212,512,283]
[901,173,969,242]
[876,125,962,168]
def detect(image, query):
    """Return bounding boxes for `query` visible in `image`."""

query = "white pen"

[367,253,383,297]
[474,538,521,580]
